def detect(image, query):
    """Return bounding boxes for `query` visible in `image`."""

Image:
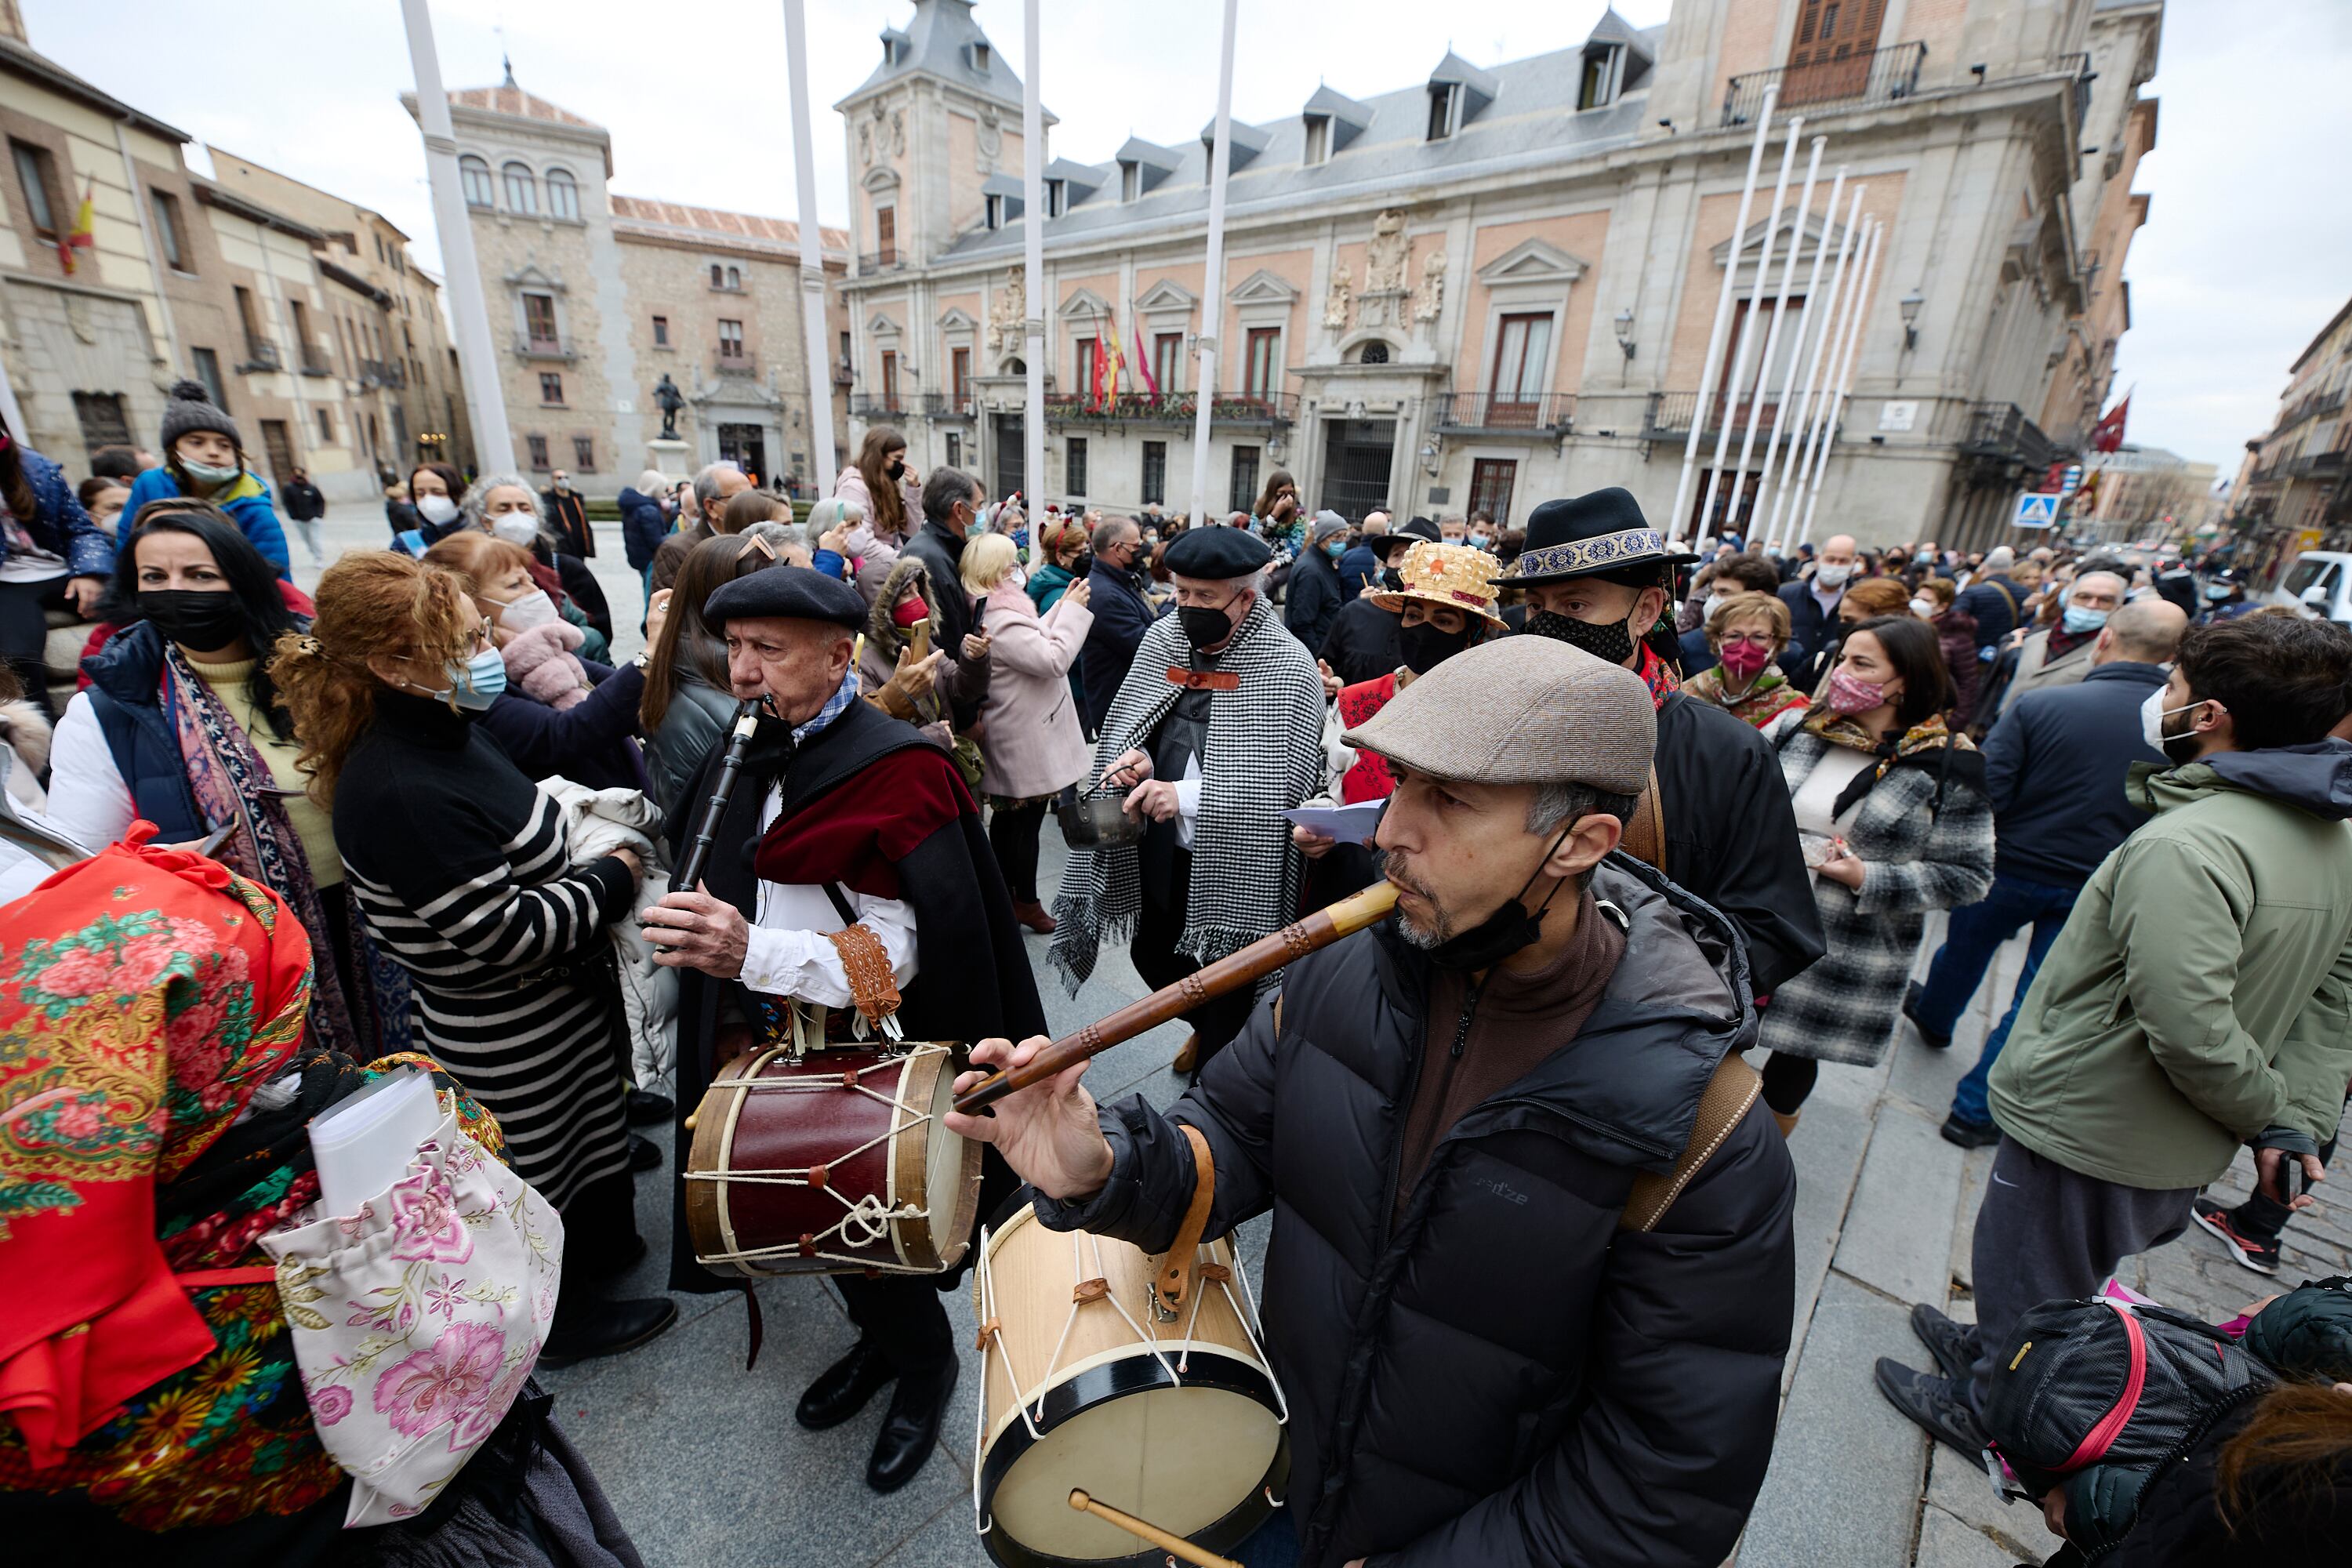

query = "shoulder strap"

[1619,764,1668,873]
[1618,1052,1762,1233]
[821,882,857,927]
[1988,579,2020,622]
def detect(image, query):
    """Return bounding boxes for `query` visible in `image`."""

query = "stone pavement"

[290,506,2350,1566]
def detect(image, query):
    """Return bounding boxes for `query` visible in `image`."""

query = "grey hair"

[923,465,983,524]
[1526,780,1639,839]
[1091,514,1138,553]
[693,461,743,511]
[458,472,547,544]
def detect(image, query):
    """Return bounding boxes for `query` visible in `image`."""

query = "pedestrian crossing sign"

[2012,491,2061,530]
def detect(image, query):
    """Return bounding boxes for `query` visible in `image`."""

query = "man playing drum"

[644,565,1043,1494]
[948,637,1798,1567]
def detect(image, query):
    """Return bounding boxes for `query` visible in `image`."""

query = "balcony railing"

[2285,449,2349,481]
[355,358,407,390]
[713,350,758,378]
[1722,40,1927,126]
[511,333,575,361]
[849,394,909,419]
[2053,50,2094,128]
[1640,390,1785,442]
[922,392,976,419]
[1042,390,1298,426]
[1962,401,2068,476]
[296,344,332,377]
[858,249,904,273]
[238,337,281,372]
[1434,392,1575,434]
[832,361,855,388]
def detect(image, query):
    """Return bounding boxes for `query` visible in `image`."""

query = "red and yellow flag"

[58,175,94,275]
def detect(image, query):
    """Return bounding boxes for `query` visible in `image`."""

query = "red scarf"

[1638,641,1682,710]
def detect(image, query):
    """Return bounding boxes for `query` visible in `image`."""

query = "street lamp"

[1899,289,1924,350]
[1613,307,1637,361]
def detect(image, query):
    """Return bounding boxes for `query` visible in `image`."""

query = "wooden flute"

[671,699,760,893]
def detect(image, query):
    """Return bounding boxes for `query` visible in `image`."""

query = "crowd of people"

[3,393,2349,1568]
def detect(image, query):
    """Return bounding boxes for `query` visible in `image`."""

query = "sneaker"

[1909,1302,1982,1385]
[1903,982,1953,1050]
[1940,1112,2001,1150]
[1874,1359,1988,1461]
[2191,1196,2281,1276]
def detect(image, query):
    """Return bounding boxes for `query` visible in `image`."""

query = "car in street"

[2272,550,2352,626]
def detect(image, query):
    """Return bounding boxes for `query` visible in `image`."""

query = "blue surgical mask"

[2061,605,2109,636]
[416,645,507,710]
[1324,537,1347,558]
[182,459,241,487]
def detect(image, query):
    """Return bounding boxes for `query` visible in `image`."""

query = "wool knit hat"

[1343,633,1655,796]
[1308,510,1350,546]
[159,378,241,452]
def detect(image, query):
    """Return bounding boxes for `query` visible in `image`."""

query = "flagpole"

[1022,0,1044,511]
[1801,217,1882,545]
[1753,160,1844,541]
[1731,134,1821,541]
[399,0,514,475]
[1698,116,1800,542]
[781,0,837,496]
[1188,0,1239,524]
[1768,183,1864,544]
[1669,83,1777,547]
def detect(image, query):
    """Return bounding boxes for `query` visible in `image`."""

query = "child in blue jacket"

[117,379,289,576]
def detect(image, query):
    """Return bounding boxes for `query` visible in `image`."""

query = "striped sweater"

[333,689,637,1213]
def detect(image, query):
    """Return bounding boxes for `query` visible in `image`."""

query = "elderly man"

[1956,545,2027,648]
[1776,530,1859,674]
[900,466,996,728]
[1982,568,2127,719]
[1334,508,1391,594]
[644,564,1042,1494]
[1437,513,1468,543]
[1510,488,1825,999]
[1052,527,1326,1075]
[954,636,1796,1568]
[1080,511,1155,732]
[1285,508,1352,654]
[650,460,753,593]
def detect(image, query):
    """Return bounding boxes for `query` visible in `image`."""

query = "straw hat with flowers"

[1367,540,1510,629]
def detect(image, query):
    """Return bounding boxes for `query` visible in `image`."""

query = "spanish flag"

[58,175,94,275]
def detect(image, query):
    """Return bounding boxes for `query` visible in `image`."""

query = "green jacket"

[1988,743,2352,1190]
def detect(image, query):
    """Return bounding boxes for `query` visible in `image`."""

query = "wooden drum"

[970,1204,1288,1566]
[685,1042,980,1276]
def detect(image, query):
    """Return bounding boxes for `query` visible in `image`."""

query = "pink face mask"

[1825,668,1888,716]
[1719,641,1772,679]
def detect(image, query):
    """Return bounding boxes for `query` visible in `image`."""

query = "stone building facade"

[837,0,2161,552]
[2077,444,2216,546]
[2227,294,2352,585]
[416,74,851,498]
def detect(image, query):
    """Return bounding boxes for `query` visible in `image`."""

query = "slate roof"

[837,0,1039,116]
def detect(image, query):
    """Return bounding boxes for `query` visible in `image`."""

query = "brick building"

[2227,294,2352,585]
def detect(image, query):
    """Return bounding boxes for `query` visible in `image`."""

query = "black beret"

[1163,526,1272,579]
[703,564,866,630]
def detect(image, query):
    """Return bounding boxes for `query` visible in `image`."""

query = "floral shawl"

[1682,665,1809,729]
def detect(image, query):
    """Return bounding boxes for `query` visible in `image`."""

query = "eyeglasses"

[1719,632,1778,650]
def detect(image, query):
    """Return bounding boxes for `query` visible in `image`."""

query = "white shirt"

[734,782,918,1006]
[1171,755,1203,850]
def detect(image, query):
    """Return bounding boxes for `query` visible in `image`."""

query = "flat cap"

[1163,525,1271,579]
[1343,634,1655,796]
[703,563,865,629]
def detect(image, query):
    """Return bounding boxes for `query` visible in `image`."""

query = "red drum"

[684,1041,980,1276]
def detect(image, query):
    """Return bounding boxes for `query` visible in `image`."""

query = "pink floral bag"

[259,1109,564,1525]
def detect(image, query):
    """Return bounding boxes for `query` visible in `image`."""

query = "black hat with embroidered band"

[1505,487,1698,587]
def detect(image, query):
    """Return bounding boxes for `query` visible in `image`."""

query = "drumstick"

[953,880,1400,1115]
[1066,1490,1243,1568]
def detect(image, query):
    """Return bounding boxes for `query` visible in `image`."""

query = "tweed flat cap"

[1164,525,1271,579]
[1342,635,1655,795]
[704,563,865,629]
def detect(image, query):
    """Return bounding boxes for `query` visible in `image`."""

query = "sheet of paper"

[1283,800,1386,844]
[310,1065,439,1216]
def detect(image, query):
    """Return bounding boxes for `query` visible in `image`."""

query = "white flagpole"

[781,0,836,495]
[1022,0,1044,510]
[1697,117,1800,543]
[1731,134,1820,541]
[1187,0,1239,524]
[1768,183,1864,543]
[1668,84,1776,546]
[1753,159,1843,539]
[1800,217,1882,545]
[400,0,514,471]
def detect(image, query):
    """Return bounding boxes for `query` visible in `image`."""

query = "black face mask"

[1380,566,1406,591]
[1406,822,1579,973]
[1526,607,1636,667]
[1178,601,1237,651]
[1072,550,1094,576]
[1396,619,1472,676]
[888,458,906,479]
[140,589,245,651]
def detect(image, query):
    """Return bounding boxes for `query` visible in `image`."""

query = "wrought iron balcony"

[1722,41,1927,127]
[713,350,759,378]
[849,394,909,419]
[1042,390,1296,427]
[511,333,575,361]
[1640,390,1784,442]
[858,249,904,273]
[1434,393,1575,434]
[238,337,281,372]
[922,392,976,420]
[2053,50,2094,128]
[2285,448,2348,481]
[832,361,855,388]
[296,344,333,377]
[1961,401,2067,476]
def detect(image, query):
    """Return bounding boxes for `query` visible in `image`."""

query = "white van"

[2272,551,2352,626]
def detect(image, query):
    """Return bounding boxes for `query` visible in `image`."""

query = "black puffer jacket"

[1038,857,1797,1567]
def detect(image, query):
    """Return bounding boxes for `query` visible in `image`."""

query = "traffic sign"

[2012,491,2061,530]
[2060,464,2084,494]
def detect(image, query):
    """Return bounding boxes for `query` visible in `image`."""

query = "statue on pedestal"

[1323,263,1352,332]
[653,373,685,440]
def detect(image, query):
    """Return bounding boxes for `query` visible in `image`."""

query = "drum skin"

[974,1203,1287,1566]
[686,1044,981,1277]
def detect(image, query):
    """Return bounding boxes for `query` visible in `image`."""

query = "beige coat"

[977,577,1093,800]
[1998,625,2095,717]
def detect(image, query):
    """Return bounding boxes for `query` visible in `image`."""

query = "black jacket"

[1080,557,1157,733]
[616,487,668,570]
[1285,543,1347,654]
[541,485,593,557]
[282,477,325,521]
[1039,858,1797,1568]
[1653,691,1827,994]
[1979,661,2169,887]
[1319,597,1401,687]
[1955,572,2024,648]
[1776,578,1843,673]
[900,519,983,728]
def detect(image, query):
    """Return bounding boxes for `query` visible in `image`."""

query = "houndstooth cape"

[1048,597,1327,995]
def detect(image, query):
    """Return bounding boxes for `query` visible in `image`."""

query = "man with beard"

[1507,488,1824,996]
[643,565,1043,1494]
[950,636,1796,1568]
[1051,526,1326,1076]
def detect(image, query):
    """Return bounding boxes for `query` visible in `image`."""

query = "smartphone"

[194,822,237,858]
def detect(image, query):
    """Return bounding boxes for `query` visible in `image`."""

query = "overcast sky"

[23,0,2350,474]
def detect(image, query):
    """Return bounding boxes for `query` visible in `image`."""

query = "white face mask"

[416,494,459,524]
[1815,561,1854,589]
[490,514,540,547]
[2140,686,2201,757]
[488,588,557,633]
[1911,597,1936,619]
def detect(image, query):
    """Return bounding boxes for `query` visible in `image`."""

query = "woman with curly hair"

[270,551,675,1364]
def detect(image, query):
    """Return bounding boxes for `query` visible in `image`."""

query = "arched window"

[459,154,493,208]
[1357,340,1391,364]
[545,167,579,220]
[503,162,537,215]
[725,266,741,289]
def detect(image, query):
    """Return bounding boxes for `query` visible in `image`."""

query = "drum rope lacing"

[688,1047,942,1272]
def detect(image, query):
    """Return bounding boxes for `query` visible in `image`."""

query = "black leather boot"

[866,1360,956,1494]
[539,1295,678,1367]
[796,1338,896,1431]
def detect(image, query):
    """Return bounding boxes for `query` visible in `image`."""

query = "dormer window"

[1427,84,1460,142]
[971,42,990,72]
[1578,44,1627,109]
[985,194,1005,230]
[1121,163,1140,202]
[1304,115,1330,166]
[1045,180,1066,218]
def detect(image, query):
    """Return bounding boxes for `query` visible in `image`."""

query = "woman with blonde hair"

[1682,591,1810,728]
[270,550,676,1363]
[963,530,1092,931]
